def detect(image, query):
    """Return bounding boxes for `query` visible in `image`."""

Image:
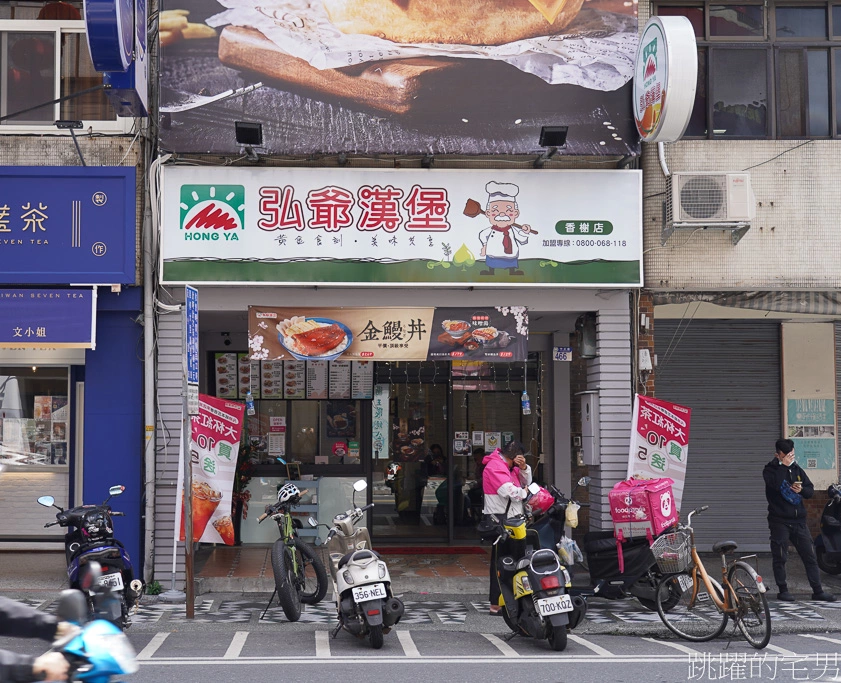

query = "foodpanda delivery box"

[609,477,678,543]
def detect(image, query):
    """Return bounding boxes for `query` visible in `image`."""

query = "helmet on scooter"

[528,486,554,516]
[277,482,301,504]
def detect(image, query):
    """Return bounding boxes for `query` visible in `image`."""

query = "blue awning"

[0,288,97,349]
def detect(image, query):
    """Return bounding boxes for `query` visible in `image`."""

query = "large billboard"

[158,0,639,156]
[160,166,642,286]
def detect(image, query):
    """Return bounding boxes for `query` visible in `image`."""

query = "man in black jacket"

[0,597,70,682]
[764,438,836,602]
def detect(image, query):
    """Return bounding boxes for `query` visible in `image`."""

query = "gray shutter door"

[655,320,780,551]
[836,323,841,482]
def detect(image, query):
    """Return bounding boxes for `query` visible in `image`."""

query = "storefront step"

[193,574,488,596]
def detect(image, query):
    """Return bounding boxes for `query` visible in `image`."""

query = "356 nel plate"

[352,582,386,603]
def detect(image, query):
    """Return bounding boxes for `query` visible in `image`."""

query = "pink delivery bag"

[609,477,678,542]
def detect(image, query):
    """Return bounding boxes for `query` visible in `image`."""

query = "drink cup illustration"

[180,481,223,542]
[213,516,236,545]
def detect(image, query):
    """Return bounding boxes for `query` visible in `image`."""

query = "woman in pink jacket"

[482,441,532,614]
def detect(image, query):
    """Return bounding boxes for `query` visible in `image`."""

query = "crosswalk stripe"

[765,643,798,657]
[642,637,700,655]
[224,632,248,659]
[315,630,332,658]
[481,633,521,657]
[396,630,421,657]
[568,634,613,656]
[137,632,169,660]
[799,634,841,646]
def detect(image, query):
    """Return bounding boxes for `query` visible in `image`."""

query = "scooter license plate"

[352,583,387,603]
[98,572,124,590]
[536,594,573,617]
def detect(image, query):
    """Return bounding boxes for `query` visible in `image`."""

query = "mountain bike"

[652,505,772,649]
[258,483,328,622]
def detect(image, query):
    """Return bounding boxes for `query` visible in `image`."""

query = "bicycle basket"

[650,529,692,573]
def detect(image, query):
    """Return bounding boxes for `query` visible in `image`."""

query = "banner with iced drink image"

[179,393,245,545]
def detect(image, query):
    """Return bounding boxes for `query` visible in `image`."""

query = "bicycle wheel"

[294,539,328,604]
[271,540,302,622]
[728,561,771,649]
[656,572,728,642]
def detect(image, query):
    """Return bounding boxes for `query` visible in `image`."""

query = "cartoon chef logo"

[477,182,535,276]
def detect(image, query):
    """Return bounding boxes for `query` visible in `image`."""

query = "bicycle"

[258,483,328,622]
[652,505,772,649]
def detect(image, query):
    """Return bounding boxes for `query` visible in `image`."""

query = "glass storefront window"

[0,366,69,468]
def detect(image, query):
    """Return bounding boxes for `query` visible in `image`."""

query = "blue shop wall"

[84,287,143,573]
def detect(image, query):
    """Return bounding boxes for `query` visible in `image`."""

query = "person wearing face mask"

[763,438,836,602]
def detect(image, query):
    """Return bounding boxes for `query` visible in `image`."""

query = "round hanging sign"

[633,16,698,143]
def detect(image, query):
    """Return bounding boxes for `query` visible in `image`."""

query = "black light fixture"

[539,125,568,147]
[55,120,86,166]
[235,121,263,162]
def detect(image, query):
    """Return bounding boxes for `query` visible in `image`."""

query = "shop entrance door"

[371,367,449,542]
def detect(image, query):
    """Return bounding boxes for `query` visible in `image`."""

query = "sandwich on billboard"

[158,0,641,156]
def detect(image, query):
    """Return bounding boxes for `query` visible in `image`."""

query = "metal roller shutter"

[655,320,781,551]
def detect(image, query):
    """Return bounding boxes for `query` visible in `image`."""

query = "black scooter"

[529,477,677,612]
[815,483,841,575]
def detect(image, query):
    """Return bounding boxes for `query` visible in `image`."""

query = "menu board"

[267,416,286,456]
[214,353,238,398]
[237,353,261,399]
[261,360,285,399]
[307,361,329,399]
[351,361,374,399]
[329,361,351,400]
[283,361,306,399]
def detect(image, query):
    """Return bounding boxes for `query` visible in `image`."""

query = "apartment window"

[0,1,120,131]
[656,2,841,138]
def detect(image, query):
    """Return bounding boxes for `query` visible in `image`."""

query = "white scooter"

[314,479,404,649]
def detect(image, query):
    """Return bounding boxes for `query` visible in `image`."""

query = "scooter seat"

[337,549,380,569]
[712,540,738,554]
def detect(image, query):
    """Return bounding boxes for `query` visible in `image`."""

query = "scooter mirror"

[578,476,592,487]
[108,485,125,497]
[56,589,88,624]
[37,495,55,507]
[353,480,367,492]
[307,517,318,528]
[527,483,541,495]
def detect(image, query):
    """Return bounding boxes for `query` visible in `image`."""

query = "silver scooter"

[313,479,404,649]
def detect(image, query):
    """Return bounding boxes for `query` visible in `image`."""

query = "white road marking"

[481,633,521,657]
[315,630,332,658]
[765,643,798,657]
[396,630,421,658]
[224,632,248,659]
[799,633,841,646]
[642,637,700,655]
[136,632,170,660]
[568,634,613,656]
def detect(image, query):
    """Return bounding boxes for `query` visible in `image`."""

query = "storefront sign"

[372,384,389,460]
[633,17,698,143]
[0,288,96,349]
[248,306,528,363]
[787,398,836,470]
[553,346,573,361]
[627,394,691,510]
[160,167,642,287]
[0,168,137,285]
[179,394,245,545]
[159,1,638,157]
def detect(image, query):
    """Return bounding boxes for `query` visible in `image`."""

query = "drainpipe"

[658,142,671,178]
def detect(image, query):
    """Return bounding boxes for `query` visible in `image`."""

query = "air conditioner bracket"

[661,222,751,247]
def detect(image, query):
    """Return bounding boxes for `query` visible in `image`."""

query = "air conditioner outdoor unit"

[664,172,756,245]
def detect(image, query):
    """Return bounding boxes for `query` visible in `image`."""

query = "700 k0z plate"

[535,593,573,617]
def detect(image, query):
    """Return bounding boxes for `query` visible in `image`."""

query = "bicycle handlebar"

[686,505,710,527]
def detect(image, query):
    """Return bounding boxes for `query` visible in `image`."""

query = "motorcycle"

[316,479,404,649]
[38,485,143,629]
[815,483,841,575]
[529,477,677,612]
[489,486,587,652]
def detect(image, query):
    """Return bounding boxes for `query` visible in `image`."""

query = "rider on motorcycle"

[482,441,532,615]
[0,596,74,682]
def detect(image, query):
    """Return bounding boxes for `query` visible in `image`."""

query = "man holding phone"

[763,438,836,602]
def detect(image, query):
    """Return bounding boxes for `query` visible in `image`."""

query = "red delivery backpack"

[608,477,678,572]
